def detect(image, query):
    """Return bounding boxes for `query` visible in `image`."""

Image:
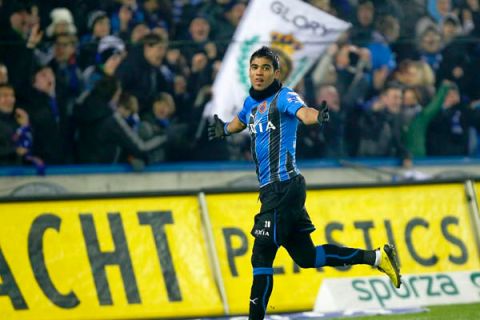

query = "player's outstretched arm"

[208,115,246,140]
[296,100,330,125]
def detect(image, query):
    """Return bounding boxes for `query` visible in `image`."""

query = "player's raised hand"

[208,114,229,140]
[317,100,329,125]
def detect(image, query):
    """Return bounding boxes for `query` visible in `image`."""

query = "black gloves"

[317,100,330,125]
[208,114,230,140]
[208,102,328,141]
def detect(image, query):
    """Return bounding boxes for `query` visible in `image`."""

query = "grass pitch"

[337,303,480,320]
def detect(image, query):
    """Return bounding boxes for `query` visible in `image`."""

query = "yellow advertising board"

[206,184,480,314]
[0,196,223,320]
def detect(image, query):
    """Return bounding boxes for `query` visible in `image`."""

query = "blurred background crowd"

[1,0,480,171]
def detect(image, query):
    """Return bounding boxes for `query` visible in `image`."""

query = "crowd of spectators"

[1,0,480,172]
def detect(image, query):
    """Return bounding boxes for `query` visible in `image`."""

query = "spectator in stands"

[45,8,77,40]
[48,33,83,112]
[181,15,218,63]
[370,0,404,18]
[390,60,436,98]
[441,13,462,44]
[140,92,177,162]
[171,0,208,39]
[198,0,235,29]
[307,44,371,109]
[142,0,173,34]
[348,84,410,161]
[395,0,426,37]
[391,61,415,87]
[0,1,31,40]
[83,35,126,93]
[426,85,472,156]
[144,92,175,127]
[465,44,480,102]
[405,81,451,157]
[117,92,149,166]
[0,64,8,85]
[172,74,194,124]
[2,0,480,167]
[116,33,173,114]
[212,1,246,57]
[0,3,43,90]
[417,26,443,72]
[0,84,34,165]
[118,92,141,132]
[187,59,225,146]
[436,14,471,93]
[309,44,338,91]
[333,44,371,109]
[151,21,170,47]
[401,86,424,125]
[165,47,190,77]
[367,15,400,94]
[298,85,347,159]
[417,0,453,34]
[187,60,230,162]
[187,50,215,100]
[110,0,145,39]
[316,85,348,158]
[350,0,375,47]
[464,0,480,37]
[387,0,427,61]
[19,65,72,165]
[78,10,110,70]
[74,76,166,164]
[129,22,150,46]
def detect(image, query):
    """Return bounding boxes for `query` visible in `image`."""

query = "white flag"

[206,0,351,120]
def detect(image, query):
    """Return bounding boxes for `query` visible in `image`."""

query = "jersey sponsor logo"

[258,101,267,114]
[249,121,277,134]
[286,92,304,104]
[253,228,270,237]
[315,271,480,312]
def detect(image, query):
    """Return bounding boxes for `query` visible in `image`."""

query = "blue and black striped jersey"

[238,87,305,187]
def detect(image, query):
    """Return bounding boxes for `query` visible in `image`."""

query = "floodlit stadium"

[0,0,480,319]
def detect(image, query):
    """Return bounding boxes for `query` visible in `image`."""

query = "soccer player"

[208,46,401,320]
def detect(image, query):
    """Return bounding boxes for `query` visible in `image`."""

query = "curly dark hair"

[249,46,280,70]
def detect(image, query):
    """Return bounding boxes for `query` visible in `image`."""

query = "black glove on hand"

[317,100,330,125]
[208,114,229,140]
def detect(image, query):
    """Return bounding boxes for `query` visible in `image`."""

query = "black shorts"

[251,175,315,246]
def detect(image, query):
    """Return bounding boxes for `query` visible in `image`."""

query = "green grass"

[336,303,480,320]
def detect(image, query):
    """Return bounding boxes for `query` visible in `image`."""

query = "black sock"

[363,249,377,265]
[249,274,273,320]
[316,244,376,267]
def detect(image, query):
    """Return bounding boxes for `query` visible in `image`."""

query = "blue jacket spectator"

[78,10,111,70]
[110,1,145,38]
